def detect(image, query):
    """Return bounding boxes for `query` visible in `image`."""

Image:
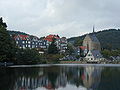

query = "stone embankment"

[60,61,120,64]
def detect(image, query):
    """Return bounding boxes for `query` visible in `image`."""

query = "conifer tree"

[0,17,16,62]
[48,38,59,54]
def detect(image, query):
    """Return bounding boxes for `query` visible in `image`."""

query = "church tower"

[83,26,103,62]
[83,26,101,52]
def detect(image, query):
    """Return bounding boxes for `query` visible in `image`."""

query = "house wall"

[85,51,95,61]
[85,51,102,62]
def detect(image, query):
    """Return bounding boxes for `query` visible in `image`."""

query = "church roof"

[91,50,102,58]
[89,34,100,43]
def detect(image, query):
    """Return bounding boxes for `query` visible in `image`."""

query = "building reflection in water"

[12,66,103,90]
[82,66,103,90]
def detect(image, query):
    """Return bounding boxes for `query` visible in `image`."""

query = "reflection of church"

[82,66,103,89]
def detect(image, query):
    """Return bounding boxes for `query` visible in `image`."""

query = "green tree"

[48,38,59,54]
[16,48,43,64]
[66,43,74,55]
[0,17,16,62]
[74,38,83,47]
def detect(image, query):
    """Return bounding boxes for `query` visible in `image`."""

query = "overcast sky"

[0,0,120,38]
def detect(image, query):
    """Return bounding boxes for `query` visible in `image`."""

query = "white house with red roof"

[10,33,67,53]
[44,34,68,53]
[12,34,48,49]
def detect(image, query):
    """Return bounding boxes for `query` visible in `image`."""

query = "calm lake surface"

[0,64,120,90]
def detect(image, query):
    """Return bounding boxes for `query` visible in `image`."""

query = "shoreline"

[8,63,120,68]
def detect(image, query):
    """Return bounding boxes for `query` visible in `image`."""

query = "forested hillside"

[8,30,28,35]
[68,29,120,49]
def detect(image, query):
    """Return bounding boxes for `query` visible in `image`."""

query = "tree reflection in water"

[0,65,120,90]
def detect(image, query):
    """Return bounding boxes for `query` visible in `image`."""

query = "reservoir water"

[0,64,120,90]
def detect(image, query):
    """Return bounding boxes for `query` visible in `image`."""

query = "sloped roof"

[14,34,40,41]
[15,35,29,40]
[80,46,87,50]
[91,50,103,58]
[44,34,60,42]
[89,34,99,43]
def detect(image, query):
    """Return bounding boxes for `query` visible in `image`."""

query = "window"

[28,45,31,48]
[28,41,30,44]
[32,45,35,48]
[23,45,25,48]
[16,41,18,44]
[17,38,19,40]
[22,41,25,44]
[88,54,92,56]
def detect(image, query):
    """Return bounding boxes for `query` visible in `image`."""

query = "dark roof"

[91,50,103,58]
[89,34,99,42]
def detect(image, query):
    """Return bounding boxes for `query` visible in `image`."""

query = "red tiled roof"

[44,34,60,42]
[14,35,29,40]
[80,46,87,50]
[19,35,29,40]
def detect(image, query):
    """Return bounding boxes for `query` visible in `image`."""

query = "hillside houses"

[13,34,48,49]
[9,32,67,53]
[44,34,67,53]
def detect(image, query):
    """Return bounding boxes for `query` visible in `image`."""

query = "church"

[83,27,103,62]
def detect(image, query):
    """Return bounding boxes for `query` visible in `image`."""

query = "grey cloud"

[0,0,120,38]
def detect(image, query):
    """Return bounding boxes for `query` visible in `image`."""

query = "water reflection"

[0,65,120,90]
[82,66,103,90]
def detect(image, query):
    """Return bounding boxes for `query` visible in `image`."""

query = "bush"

[15,48,45,64]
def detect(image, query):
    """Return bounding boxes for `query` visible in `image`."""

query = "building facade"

[12,34,49,49]
[83,34,101,52]
[10,33,67,53]
[44,34,67,53]
[83,27,103,62]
